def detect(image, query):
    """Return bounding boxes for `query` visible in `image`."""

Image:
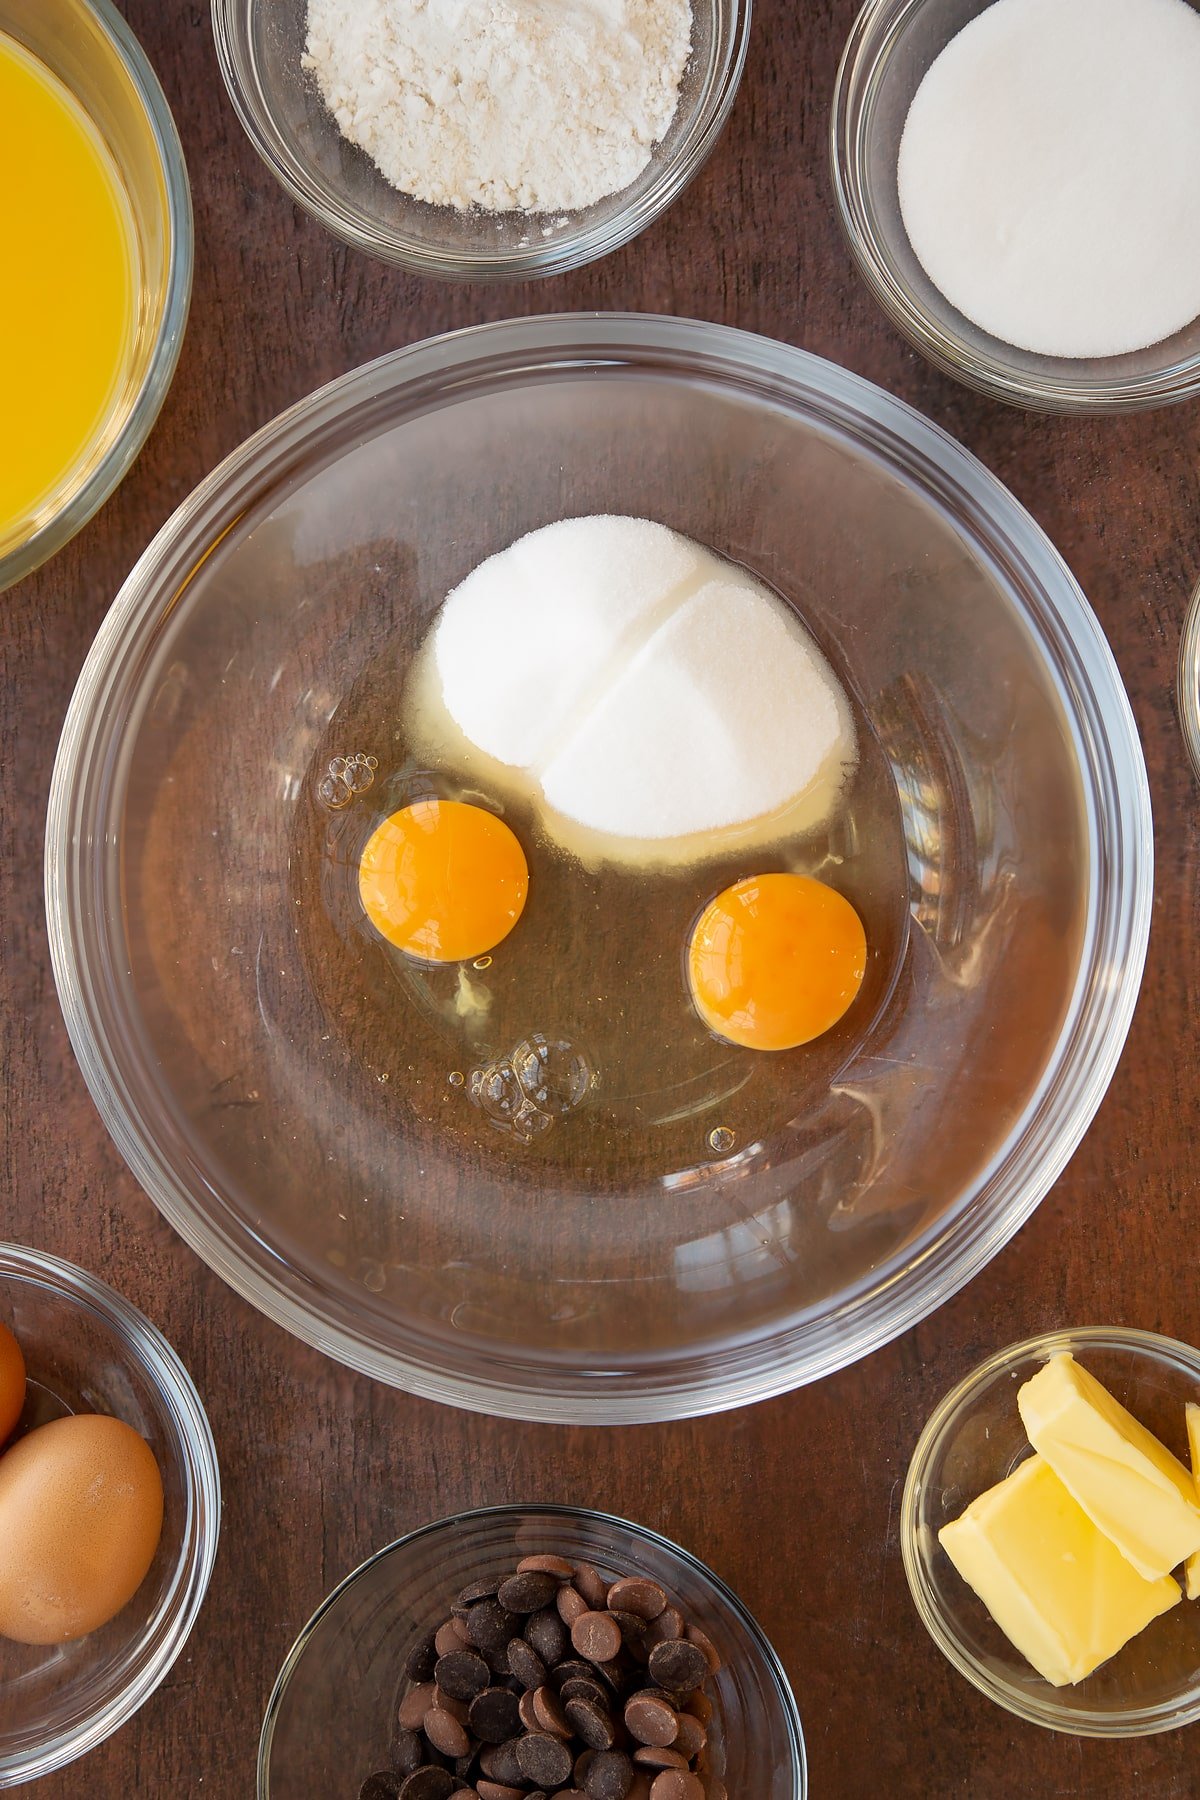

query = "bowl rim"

[0,1241,221,1785]
[1176,579,1200,784]
[209,0,752,279]
[901,1325,1200,1737]
[0,0,194,593]
[830,0,1200,414]
[44,312,1153,1423]
[256,1501,808,1797]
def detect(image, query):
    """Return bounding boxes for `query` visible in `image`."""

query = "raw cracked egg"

[358,798,528,963]
[0,1412,164,1644]
[0,1317,25,1445]
[687,872,867,1051]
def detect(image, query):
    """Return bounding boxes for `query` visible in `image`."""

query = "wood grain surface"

[4,1,1199,1794]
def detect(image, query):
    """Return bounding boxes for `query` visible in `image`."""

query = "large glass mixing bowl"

[46,316,1151,1422]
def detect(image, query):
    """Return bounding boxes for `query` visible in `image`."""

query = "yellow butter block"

[1017,1353,1200,1581]
[1186,1402,1200,1602]
[939,1454,1180,1687]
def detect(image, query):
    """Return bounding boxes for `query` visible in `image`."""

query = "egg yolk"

[687,872,866,1051]
[358,799,528,963]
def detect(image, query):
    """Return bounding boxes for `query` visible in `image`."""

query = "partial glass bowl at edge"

[0,0,191,591]
[832,0,1200,412]
[902,1328,1200,1736]
[0,1244,220,1788]
[1177,577,1200,783]
[45,313,1152,1424]
[211,0,750,278]
[258,1505,806,1797]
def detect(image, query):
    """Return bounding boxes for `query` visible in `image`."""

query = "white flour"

[302,0,693,214]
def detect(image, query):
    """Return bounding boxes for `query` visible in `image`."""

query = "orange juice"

[0,31,137,554]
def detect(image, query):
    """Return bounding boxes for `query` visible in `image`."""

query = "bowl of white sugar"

[211,0,750,278]
[47,314,1150,1423]
[833,0,1200,410]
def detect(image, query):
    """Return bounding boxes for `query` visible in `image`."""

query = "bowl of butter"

[903,1328,1200,1735]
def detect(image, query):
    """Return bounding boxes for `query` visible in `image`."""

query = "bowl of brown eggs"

[0,1243,220,1786]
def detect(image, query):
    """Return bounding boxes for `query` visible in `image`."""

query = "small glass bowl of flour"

[212,0,750,279]
[832,0,1200,411]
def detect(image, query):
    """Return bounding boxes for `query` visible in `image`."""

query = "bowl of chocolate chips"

[258,1505,806,1797]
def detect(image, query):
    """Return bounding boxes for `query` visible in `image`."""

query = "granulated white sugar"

[897,0,1200,359]
[425,517,856,852]
[303,0,692,214]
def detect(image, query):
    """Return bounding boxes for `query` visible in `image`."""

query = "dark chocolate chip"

[360,1775,402,1800]
[506,1636,546,1690]
[684,1626,720,1675]
[531,1682,570,1737]
[475,1784,523,1800]
[398,1771,457,1800]
[403,1632,439,1683]
[645,1608,684,1649]
[455,1578,499,1607]
[525,1607,569,1666]
[608,1609,651,1661]
[633,1747,688,1769]
[571,1611,623,1665]
[605,1579,667,1622]
[574,1562,609,1609]
[390,1726,426,1776]
[625,1690,678,1748]
[424,1707,471,1758]
[517,1554,575,1578]
[516,1731,575,1786]
[478,1738,524,1782]
[468,1686,521,1744]
[435,1650,491,1702]
[560,1675,610,1709]
[564,1695,616,1750]
[557,1584,589,1627]
[397,1683,436,1730]
[553,1658,600,1691]
[646,1773,703,1800]
[466,1601,520,1657]
[673,1713,706,1758]
[585,1750,635,1800]
[497,1569,561,1613]
[646,1641,708,1695]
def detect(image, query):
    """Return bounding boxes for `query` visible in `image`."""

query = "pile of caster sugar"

[302,0,693,214]
[418,516,857,860]
[897,0,1200,359]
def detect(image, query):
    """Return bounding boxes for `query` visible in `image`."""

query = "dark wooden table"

[5,1,1199,1793]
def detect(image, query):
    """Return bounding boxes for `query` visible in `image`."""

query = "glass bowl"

[210,0,750,278]
[45,313,1151,1423]
[1177,578,1200,783]
[0,1243,220,1786]
[902,1327,1200,1736]
[0,0,192,591]
[831,0,1200,412]
[258,1504,806,1796]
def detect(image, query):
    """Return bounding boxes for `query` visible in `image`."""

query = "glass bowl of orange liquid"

[0,0,191,593]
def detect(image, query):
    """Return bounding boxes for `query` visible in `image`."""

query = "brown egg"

[0,1413,164,1644]
[0,1319,24,1445]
